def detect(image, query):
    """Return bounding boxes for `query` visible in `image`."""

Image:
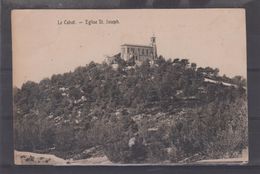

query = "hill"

[13,56,247,164]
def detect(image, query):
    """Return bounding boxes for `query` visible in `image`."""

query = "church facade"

[120,36,157,62]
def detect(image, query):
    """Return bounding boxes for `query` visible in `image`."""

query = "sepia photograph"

[12,9,248,165]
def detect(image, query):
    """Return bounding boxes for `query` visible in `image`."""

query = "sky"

[12,9,247,88]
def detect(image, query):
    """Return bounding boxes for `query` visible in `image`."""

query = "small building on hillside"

[120,36,157,62]
[105,36,158,66]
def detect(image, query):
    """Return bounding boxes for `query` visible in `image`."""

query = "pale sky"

[12,9,247,88]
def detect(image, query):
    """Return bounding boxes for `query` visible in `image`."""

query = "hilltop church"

[106,36,158,65]
[121,36,157,62]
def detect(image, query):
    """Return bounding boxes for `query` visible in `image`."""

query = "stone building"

[120,36,157,62]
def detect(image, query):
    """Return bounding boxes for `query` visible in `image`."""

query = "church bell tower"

[150,35,157,59]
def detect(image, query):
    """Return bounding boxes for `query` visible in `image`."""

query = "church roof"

[121,44,153,48]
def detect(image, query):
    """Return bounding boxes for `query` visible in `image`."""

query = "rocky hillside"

[14,56,247,163]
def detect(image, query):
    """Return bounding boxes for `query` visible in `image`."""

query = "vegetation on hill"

[14,55,247,163]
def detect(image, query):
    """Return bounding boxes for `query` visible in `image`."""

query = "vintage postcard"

[12,9,248,165]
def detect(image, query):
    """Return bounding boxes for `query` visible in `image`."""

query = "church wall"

[121,45,154,61]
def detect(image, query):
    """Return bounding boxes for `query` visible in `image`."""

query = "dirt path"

[14,150,112,165]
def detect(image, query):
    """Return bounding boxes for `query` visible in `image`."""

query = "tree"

[191,63,197,70]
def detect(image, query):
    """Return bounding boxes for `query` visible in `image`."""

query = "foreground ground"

[14,150,112,165]
[14,148,248,165]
